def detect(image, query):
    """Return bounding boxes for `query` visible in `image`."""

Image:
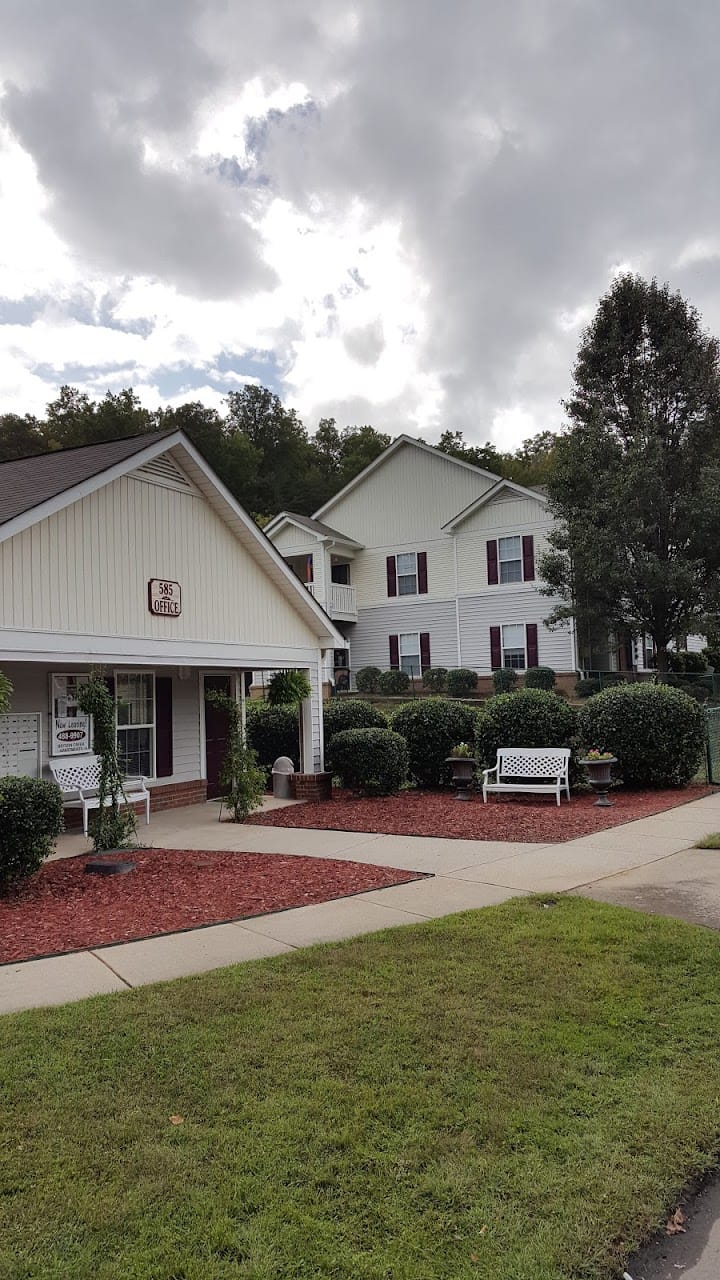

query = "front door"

[203,674,232,799]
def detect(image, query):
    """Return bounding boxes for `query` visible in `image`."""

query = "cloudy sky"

[0,1,718,448]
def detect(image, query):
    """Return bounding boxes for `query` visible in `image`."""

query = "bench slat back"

[49,756,101,791]
[497,748,570,778]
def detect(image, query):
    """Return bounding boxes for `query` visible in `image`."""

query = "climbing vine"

[78,670,137,851]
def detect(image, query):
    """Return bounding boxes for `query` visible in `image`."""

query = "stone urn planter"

[446,748,477,801]
[579,754,617,807]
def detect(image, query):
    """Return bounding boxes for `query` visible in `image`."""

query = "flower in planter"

[583,748,615,760]
[450,742,474,758]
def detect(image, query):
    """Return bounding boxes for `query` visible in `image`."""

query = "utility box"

[271,756,295,799]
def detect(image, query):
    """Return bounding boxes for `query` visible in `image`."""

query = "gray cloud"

[2,0,720,438]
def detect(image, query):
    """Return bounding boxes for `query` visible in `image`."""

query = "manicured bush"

[392,697,479,788]
[378,669,411,695]
[476,689,578,773]
[575,678,602,699]
[668,650,707,675]
[492,667,518,694]
[0,776,64,892]
[524,666,556,691]
[324,700,387,771]
[355,666,382,694]
[422,667,448,694]
[246,702,299,769]
[329,728,408,795]
[445,668,478,698]
[579,683,705,788]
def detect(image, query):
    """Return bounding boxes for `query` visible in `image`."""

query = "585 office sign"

[148,579,182,617]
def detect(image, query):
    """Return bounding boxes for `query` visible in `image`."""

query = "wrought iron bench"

[482,747,571,806]
[49,755,151,836]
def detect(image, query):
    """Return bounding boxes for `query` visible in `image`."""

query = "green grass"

[2,898,720,1280]
[695,832,720,848]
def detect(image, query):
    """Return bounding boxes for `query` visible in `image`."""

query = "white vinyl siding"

[350,600,458,672]
[350,542,454,609]
[454,495,551,595]
[458,594,575,673]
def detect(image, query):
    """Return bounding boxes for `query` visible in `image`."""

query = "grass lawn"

[2,898,720,1280]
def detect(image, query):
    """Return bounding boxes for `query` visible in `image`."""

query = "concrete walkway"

[3,790,720,1016]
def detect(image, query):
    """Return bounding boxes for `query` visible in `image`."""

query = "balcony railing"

[306,582,357,617]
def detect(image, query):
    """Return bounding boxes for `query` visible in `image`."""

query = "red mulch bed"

[0,850,425,965]
[252,785,714,843]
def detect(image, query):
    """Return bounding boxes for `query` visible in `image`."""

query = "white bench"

[482,747,571,806]
[49,755,151,837]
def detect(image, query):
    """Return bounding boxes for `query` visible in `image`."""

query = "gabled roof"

[0,430,177,526]
[0,429,344,648]
[313,434,502,519]
[442,477,548,532]
[264,510,364,548]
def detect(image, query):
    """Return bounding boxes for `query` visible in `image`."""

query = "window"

[502,624,526,669]
[498,536,522,584]
[116,671,155,777]
[399,633,421,677]
[397,552,418,595]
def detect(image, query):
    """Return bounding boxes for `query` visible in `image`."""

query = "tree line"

[0,383,557,521]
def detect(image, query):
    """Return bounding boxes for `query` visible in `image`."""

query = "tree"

[0,413,47,461]
[540,275,720,672]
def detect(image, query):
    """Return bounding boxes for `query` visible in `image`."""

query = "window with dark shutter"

[487,539,499,585]
[490,626,502,669]
[389,634,400,668]
[420,632,431,670]
[522,535,535,582]
[386,555,397,597]
[417,552,428,594]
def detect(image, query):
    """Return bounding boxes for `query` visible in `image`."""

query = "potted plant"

[445,741,477,801]
[578,748,617,807]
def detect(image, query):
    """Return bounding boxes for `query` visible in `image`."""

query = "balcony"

[307,581,357,621]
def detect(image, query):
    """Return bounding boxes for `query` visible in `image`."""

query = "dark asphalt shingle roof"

[279,511,362,543]
[0,430,177,526]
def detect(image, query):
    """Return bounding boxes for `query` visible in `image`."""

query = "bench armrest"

[481,765,498,781]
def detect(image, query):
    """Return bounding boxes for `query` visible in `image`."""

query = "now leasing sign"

[148,579,182,617]
[53,716,91,755]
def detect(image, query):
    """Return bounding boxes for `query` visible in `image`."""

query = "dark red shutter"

[386,555,397,597]
[522,535,535,582]
[417,551,428,594]
[155,676,173,778]
[526,623,539,668]
[487,539,499,585]
[490,626,502,669]
[420,632,431,671]
[389,635,400,668]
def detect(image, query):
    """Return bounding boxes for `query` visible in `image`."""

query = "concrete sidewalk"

[3,790,720,1016]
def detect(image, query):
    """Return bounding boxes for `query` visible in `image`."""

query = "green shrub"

[324,700,387,771]
[524,666,556,691]
[329,728,408,795]
[246,702,299,769]
[355,666,382,694]
[579,683,704,788]
[392,698,479,787]
[0,776,64,892]
[492,667,518,694]
[476,689,578,774]
[422,667,448,693]
[575,678,602,699]
[446,668,478,697]
[378,669,411,695]
[206,689,266,821]
[266,670,312,705]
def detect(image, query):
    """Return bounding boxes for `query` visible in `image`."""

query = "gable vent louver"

[132,454,196,493]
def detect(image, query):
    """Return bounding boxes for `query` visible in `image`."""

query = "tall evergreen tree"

[541,275,720,671]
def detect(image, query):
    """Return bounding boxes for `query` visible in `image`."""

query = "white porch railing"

[306,582,357,616]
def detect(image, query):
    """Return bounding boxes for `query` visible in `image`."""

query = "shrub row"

[0,777,64,892]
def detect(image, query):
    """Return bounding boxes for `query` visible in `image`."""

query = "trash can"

[271,756,295,799]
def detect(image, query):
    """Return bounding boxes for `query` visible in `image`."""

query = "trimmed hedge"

[0,776,64,891]
[524,666,556,691]
[422,667,448,693]
[246,702,299,769]
[579,683,705,788]
[391,697,479,788]
[492,667,518,694]
[324,700,387,772]
[575,678,601,699]
[476,689,578,773]
[356,666,382,694]
[446,668,478,698]
[379,669,411,695]
[329,728,408,795]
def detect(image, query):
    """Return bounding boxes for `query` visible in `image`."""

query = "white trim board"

[0,627,326,669]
